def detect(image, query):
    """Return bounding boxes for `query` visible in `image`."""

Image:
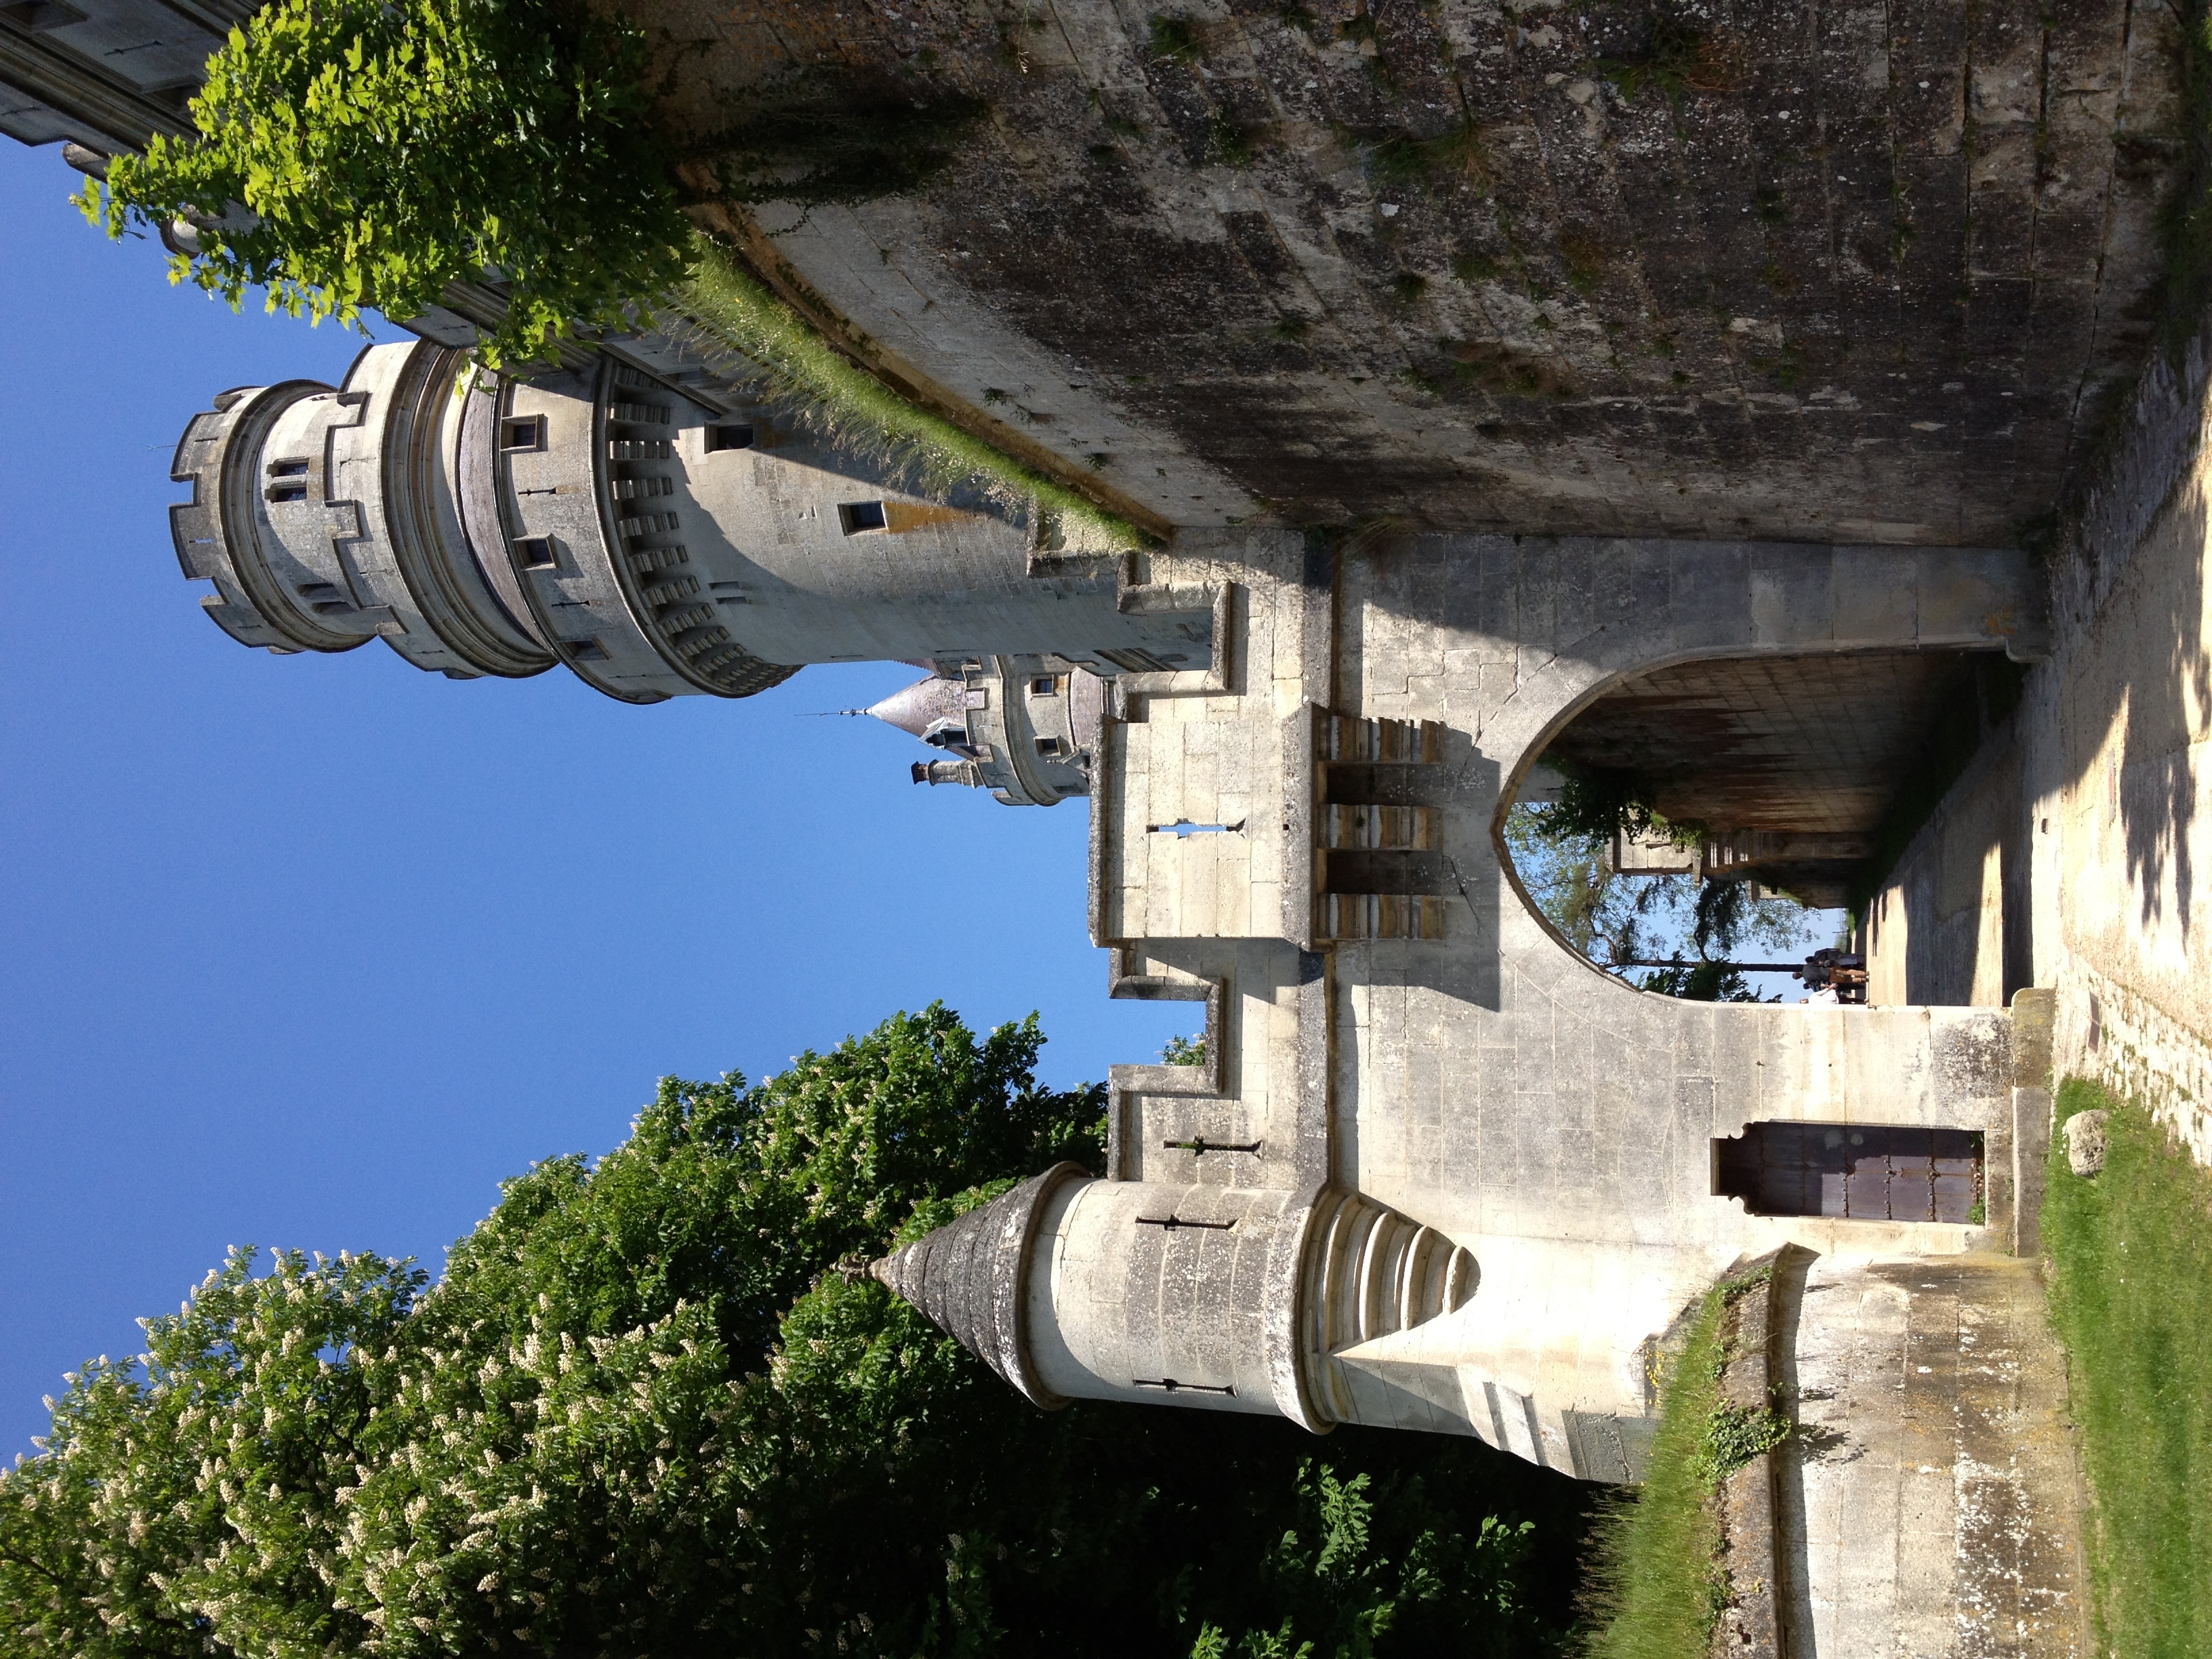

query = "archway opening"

[1502,648,2026,1005]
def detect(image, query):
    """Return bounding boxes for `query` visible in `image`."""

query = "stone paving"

[1782,1254,2089,1658]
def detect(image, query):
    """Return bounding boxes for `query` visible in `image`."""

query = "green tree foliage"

[1530,763,1677,846]
[1162,1032,1208,1066]
[0,1006,1584,1658]
[77,0,693,365]
[1190,1465,1542,1658]
[1504,795,1826,1004]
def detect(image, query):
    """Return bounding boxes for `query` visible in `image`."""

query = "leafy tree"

[1504,800,1825,1003]
[0,1006,1586,1658]
[1529,762,1683,846]
[1630,958,1763,1004]
[1162,1033,1208,1066]
[77,0,693,365]
[74,0,993,365]
[1189,1463,1541,1658]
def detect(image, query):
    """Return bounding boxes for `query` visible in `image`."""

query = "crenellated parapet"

[169,340,1219,745]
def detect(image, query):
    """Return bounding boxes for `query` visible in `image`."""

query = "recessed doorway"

[1716,1122,1983,1222]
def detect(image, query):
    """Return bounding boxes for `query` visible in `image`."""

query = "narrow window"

[265,483,307,504]
[295,580,352,616]
[267,457,308,478]
[564,637,608,661]
[1036,735,1065,757]
[838,501,888,535]
[500,416,545,452]
[513,537,556,570]
[3,2,86,32]
[1030,675,1060,696]
[705,424,756,452]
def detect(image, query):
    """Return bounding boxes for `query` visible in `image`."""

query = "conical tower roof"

[872,1161,1087,1410]
[865,673,966,740]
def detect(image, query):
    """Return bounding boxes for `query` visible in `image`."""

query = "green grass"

[1578,1269,1786,1658]
[668,236,1145,555]
[2045,1076,2212,1657]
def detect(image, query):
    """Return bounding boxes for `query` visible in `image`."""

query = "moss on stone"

[672,237,1145,554]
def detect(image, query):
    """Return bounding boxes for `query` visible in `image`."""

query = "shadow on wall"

[1859,661,2035,1008]
[2068,437,2209,946]
[1872,366,2212,1008]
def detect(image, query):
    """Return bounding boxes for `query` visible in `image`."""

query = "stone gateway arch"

[878,531,2044,1477]
[167,342,2049,1479]
[21,0,2196,1636]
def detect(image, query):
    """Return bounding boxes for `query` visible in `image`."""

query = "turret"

[866,656,1107,806]
[170,340,1216,708]
[873,1172,1477,1433]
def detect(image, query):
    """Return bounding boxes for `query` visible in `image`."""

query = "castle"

[19,0,2205,1642]
[164,331,2045,1484]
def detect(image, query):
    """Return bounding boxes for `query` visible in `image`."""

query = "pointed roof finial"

[871,1162,1087,1410]
[861,673,968,741]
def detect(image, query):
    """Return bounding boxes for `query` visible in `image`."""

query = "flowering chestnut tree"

[0,1007,1575,1658]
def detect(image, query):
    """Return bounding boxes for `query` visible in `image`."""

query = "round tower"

[171,340,1216,705]
[875,655,1108,805]
[872,1174,1476,1430]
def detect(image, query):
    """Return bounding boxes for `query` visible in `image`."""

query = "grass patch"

[2045,1076,2212,1656]
[1578,1269,1786,1658]
[670,236,1144,554]
[1593,19,1741,106]
[1368,122,1490,188]
[1147,14,1201,65]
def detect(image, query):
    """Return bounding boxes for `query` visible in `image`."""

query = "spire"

[871,1162,1087,1410]
[864,673,967,740]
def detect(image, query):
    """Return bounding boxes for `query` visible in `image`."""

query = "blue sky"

[0,140,1187,1456]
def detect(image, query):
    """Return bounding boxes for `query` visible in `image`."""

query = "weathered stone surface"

[1780,1254,2091,1656]
[631,0,2188,542]
[869,1162,1088,1409]
[1860,312,2212,1171]
[2063,1109,2109,1178]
